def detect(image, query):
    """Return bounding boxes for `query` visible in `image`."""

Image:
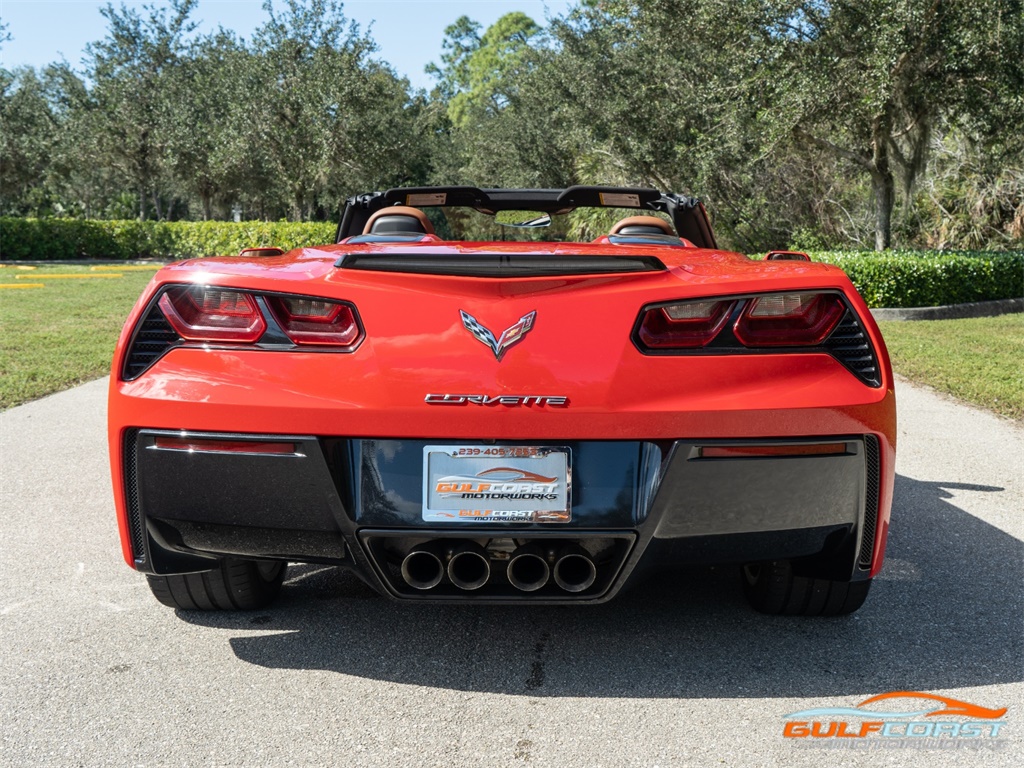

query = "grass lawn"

[878,314,1024,420]
[0,264,159,409]
[2,263,1022,421]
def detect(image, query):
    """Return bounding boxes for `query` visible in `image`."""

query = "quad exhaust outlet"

[553,544,598,592]
[397,539,600,594]
[446,542,491,590]
[400,543,445,590]
[507,544,551,592]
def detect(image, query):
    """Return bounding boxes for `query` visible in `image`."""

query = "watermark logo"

[783,691,1007,750]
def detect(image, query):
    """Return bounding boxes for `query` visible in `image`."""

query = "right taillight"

[159,286,266,343]
[637,299,735,349]
[733,293,845,347]
[631,291,879,386]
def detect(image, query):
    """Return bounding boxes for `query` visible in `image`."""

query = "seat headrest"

[364,206,435,236]
[609,216,674,236]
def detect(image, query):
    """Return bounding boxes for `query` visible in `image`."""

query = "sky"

[0,0,574,91]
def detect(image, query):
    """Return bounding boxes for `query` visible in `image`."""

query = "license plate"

[422,445,571,523]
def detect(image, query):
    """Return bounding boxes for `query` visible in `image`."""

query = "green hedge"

[2,219,1022,308]
[0,218,336,261]
[806,250,1024,308]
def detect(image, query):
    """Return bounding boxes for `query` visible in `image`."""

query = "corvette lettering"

[424,394,568,406]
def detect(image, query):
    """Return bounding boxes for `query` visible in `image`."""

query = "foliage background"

[3,216,1020,309]
[0,217,334,260]
[1,0,1022,254]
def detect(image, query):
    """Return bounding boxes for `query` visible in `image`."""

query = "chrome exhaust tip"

[400,542,445,590]
[553,545,597,593]
[447,542,490,590]
[507,545,550,592]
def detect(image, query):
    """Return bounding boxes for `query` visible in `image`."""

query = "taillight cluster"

[635,292,847,351]
[155,285,362,348]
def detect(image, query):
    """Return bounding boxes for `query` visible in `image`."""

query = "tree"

[85,0,198,219]
[0,68,59,214]
[165,31,250,219]
[248,0,425,219]
[42,63,122,218]
[442,12,541,129]
[770,0,1024,249]
[544,1,780,244]
[426,12,576,190]
[425,16,482,105]
[540,0,1023,250]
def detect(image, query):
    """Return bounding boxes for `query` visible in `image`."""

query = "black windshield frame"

[336,186,718,249]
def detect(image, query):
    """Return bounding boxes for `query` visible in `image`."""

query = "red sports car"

[108,186,895,616]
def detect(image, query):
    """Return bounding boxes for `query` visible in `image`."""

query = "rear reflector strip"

[858,435,880,569]
[700,443,848,458]
[123,429,146,565]
[152,437,297,455]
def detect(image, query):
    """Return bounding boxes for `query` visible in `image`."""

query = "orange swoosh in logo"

[476,467,558,483]
[859,691,1007,719]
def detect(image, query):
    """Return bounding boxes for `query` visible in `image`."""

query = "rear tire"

[146,559,286,611]
[741,560,870,616]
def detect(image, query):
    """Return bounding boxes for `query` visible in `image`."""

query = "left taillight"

[122,286,365,380]
[159,286,266,343]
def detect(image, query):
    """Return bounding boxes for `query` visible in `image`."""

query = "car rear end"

[108,242,895,614]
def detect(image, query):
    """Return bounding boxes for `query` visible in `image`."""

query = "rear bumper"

[118,430,886,604]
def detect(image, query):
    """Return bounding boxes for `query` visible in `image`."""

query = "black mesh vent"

[123,429,146,565]
[824,310,881,387]
[858,434,880,569]
[123,302,180,380]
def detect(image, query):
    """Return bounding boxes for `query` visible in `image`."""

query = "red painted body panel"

[108,239,896,580]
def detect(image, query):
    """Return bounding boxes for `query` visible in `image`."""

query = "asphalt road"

[1,377,1021,767]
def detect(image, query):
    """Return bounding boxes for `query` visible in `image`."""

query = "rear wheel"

[146,559,287,611]
[741,560,870,616]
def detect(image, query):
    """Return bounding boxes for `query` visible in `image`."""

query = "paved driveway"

[1,377,1021,767]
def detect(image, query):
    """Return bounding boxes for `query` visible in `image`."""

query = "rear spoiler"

[334,252,666,278]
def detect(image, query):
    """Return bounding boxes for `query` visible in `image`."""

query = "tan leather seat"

[363,206,435,236]
[609,216,674,236]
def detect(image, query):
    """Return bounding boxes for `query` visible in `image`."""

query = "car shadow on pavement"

[180,474,1022,698]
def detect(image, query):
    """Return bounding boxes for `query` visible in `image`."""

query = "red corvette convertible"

[107,186,895,616]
